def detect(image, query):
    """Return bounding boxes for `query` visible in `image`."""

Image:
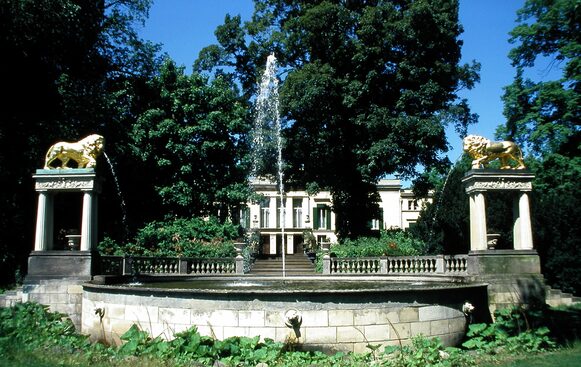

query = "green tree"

[0,0,161,285]
[530,155,581,294]
[196,0,479,239]
[499,0,581,293]
[498,0,580,156]
[130,60,250,220]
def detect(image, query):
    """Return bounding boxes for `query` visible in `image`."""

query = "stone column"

[269,197,276,229]
[269,234,277,255]
[92,195,99,248]
[469,192,488,251]
[286,234,294,255]
[34,191,54,251]
[80,191,94,251]
[514,192,533,250]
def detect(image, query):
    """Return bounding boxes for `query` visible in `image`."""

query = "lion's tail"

[515,142,526,167]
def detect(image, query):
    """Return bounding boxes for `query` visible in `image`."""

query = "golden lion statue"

[463,135,525,169]
[44,134,105,169]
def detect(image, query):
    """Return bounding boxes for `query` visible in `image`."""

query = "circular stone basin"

[82,276,486,353]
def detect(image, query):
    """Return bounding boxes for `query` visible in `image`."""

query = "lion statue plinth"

[44,134,105,169]
[463,135,525,170]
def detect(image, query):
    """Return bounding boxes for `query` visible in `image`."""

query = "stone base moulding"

[26,251,98,282]
[467,250,541,276]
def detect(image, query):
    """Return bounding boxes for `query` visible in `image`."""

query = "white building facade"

[241,179,430,256]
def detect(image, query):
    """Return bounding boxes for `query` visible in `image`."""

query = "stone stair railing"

[99,255,242,276]
[324,255,468,275]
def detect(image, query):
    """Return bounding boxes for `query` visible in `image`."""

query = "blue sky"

[138,0,558,165]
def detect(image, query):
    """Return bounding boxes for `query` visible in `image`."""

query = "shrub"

[331,229,427,257]
[0,302,89,351]
[98,217,238,258]
[462,306,556,354]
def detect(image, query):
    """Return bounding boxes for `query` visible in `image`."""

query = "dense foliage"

[330,229,427,258]
[528,155,581,294]
[0,302,566,367]
[98,217,239,258]
[497,0,581,294]
[196,0,480,239]
[463,306,556,354]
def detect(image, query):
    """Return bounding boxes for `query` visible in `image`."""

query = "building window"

[313,204,331,230]
[240,207,250,229]
[293,199,303,228]
[370,208,384,230]
[407,200,418,211]
[260,199,270,228]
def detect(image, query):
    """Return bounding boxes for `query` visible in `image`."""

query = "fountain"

[17,69,550,352]
[251,53,287,276]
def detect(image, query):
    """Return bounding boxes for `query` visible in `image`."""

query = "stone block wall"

[22,279,85,328]
[82,287,467,353]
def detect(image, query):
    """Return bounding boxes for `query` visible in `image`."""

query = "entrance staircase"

[545,286,581,307]
[249,253,316,276]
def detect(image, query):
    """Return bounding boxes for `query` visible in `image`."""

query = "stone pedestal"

[26,251,98,282]
[27,169,101,283]
[468,250,545,313]
[462,170,535,252]
[468,250,541,276]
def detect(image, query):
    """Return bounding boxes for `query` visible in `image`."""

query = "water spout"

[103,152,129,241]
[252,53,286,277]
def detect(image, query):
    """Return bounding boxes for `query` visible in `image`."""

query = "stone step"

[249,254,316,275]
[544,285,581,307]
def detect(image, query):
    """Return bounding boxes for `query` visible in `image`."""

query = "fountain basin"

[82,276,486,353]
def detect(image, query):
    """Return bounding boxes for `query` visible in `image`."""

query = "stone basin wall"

[82,283,478,353]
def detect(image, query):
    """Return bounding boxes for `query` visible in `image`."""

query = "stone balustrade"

[325,255,468,275]
[100,255,240,275]
[100,254,468,276]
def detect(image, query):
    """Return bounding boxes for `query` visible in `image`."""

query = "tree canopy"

[196,0,479,238]
[498,0,580,157]
[130,60,250,220]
